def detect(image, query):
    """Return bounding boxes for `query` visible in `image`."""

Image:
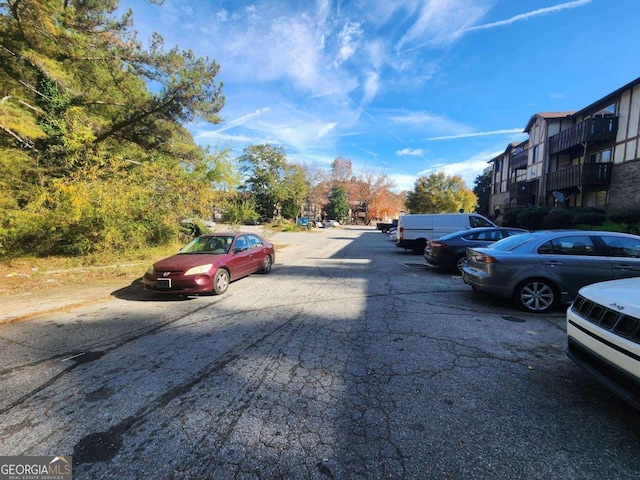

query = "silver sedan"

[461,230,640,313]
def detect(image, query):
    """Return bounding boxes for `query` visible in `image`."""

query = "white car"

[323,219,340,227]
[567,277,640,410]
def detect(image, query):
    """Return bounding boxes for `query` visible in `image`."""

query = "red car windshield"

[179,236,233,254]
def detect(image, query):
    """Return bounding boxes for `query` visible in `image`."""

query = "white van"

[396,213,496,253]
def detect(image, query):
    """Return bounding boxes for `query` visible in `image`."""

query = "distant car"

[424,227,527,273]
[180,218,216,237]
[143,232,275,295]
[323,219,340,227]
[567,277,640,410]
[461,230,640,313]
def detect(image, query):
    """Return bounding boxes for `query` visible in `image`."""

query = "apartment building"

[489,76,640,216]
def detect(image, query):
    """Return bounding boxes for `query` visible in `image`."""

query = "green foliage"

[281,198,300,220]
[325,186,350,222]
[238,144,310,222]
[239,144,288,220]
[0,0,235,258]
[473,167,492,217]
[540,208,573,229]
[515,207,550,230]
[504,207,637,233]
[572,212,607,227]
[405,172,477,214]
[609,210,640,225]
[223,198,259,226]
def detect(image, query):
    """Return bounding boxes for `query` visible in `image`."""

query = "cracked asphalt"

[1,226,639,479]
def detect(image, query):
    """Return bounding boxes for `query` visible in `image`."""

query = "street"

[1,226,639,479]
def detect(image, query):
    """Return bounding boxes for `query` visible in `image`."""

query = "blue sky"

[121,0,640,191]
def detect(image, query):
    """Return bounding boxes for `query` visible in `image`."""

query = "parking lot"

[1,226,639,479]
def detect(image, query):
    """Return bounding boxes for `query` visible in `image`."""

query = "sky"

[120,0,640,192]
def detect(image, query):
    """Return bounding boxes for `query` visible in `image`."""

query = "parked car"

[396,213,496,253]
[566,277,640,410]
[461,230,640,313]
[424,227,527,272]
[180,217,216,237]
[324,219,340,227]
[143,232,275,295]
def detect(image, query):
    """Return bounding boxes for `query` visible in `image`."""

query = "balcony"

[546,163,612,192]
[548,116,618,155]
[510,149,528,170]
[509,178,539,206]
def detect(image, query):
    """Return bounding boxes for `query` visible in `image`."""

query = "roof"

[573,76,640,117]
[486,140,529,163]
[524,112,576,132]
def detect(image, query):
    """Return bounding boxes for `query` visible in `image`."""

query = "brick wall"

[608,159,640,215]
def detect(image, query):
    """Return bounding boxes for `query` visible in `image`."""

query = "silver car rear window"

[490,233,537,251]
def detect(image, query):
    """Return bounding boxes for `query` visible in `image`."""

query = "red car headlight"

[185,264,213,275]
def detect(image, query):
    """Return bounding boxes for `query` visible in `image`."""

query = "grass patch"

[0,244,182,297]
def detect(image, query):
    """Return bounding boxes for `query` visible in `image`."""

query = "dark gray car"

[461,230,640,313]
[424,227,527,273]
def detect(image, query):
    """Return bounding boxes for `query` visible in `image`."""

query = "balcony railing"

[510,149,528,170]
[548,116,618,155]
[546,163,612,192]
[509,178,539,206]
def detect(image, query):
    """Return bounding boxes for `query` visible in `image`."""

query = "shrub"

[516,207,550,230]
[541,208,573,229]
[609,211,640,225]
[572,212,607,227]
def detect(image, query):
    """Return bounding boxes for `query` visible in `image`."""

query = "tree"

[325,186,350,222]
[280,163,310,220]
[0,0,231,256]
[350,170,399,224]
[329,156,353,185]
[405,172,477,213]
[238,144,288,220]
[473,167,492,217]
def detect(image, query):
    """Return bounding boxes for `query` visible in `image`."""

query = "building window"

[589,148,612,163]
[532,146,540,164]
[585,190,609,207]
[595,103,616,116]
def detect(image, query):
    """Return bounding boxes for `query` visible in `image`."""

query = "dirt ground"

[0,225,300,324]
[0,261,145,324]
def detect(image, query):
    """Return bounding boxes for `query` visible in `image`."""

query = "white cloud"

[333,21,363,66]
[418,149,502,187]
[389,111,475,136]
[397,148,424,156]
[213,108,270,133]
[389,173,419,193]
[396,0,492,50]
[464,0,591,33]
[426,128,525,141]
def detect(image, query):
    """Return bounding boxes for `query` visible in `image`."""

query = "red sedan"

[143,232,275,295]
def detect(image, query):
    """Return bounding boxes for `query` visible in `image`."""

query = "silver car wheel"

[213,269,229,295]
[516,279,556,313]
[261,255,272,274]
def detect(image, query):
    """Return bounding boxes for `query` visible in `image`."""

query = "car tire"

[513,278,558,313]
[213,269,229,295]
[261,255,273,274]
[454,255,467,274]
[413,239,426,254]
